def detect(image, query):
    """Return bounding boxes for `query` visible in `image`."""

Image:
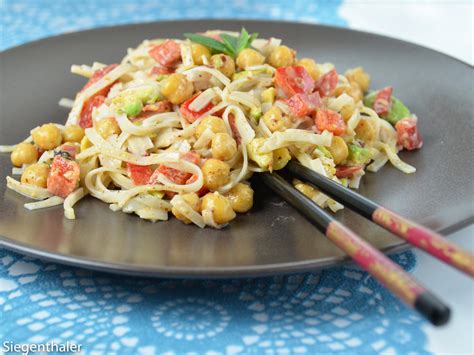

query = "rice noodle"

[2,31,422,227]
[24,196,64,210]
[64,188,87,219]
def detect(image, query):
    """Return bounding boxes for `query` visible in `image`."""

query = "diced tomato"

[335,165,364,178]
[285,92,322,117]
[228,114,241,145]
[185,174,208,197]
[314,109,346,136]
[274,66,315,98]
[181,151,201,165]
[314,69,338,97]
[81,64,118,97]
[79,95,105,128]
[47,155,80,198]
[78,64,118,128]
[127,163,153,186]
[373,86,393,116]
[395,117,423,150]
[149,40,182,67]
[148,151,201,185]
[180,95,215,123]
[152,165,191,185]
[57,143,80,159]
[150,66,175,75]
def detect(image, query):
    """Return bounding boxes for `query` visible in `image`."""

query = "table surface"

[1,0,473,354]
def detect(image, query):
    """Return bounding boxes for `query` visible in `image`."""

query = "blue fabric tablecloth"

[1,1,429,353]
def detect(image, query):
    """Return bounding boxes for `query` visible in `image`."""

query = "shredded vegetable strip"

[1,29,423,228]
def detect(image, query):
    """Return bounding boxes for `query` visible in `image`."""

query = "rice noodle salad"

[2,29,423,228]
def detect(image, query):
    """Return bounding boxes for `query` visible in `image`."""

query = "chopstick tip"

[415,291,451,326]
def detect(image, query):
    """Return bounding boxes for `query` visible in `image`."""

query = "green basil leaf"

[219,33,239,56]
[249,32,258,45]
[184,33,232,56]
[236,28,250,54]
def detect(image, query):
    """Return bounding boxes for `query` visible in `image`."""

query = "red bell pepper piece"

[285,92,322,117]
[79,95,105,129]
[395,117,423,150]
[274,66,315,97]
[127,163,153,186]
[180,94,215,123]
[47,155,80,198]
[373,86,393,116]
[315,109,346,136]
[314,69,338,97]
[149,40,182,67]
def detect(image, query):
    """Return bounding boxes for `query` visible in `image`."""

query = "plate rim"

[1,216,472,278]
[1,19,473,278]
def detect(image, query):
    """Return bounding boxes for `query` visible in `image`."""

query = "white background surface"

[340,1,473,353]
[339,0,473,65]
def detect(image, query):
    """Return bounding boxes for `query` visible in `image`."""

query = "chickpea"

[11,143,38,167]
[345,67,370,93]
[340,104,355,122]
[202,192,236,224]
[236,48,265,69]
[95,117,121,139]
[272,147,291,171]
[297,58,320,81]
[32,123,62,150]
[269,45,295,68]
[172,192,201,224]
[62,124,85,143]
[347,82,363,102]
[262,107,284,132]
[225,183,254,213]
[211,133,237,161]
[21,163,50,188]
[355,118,378,143]
[210,54,235,78]
[335,82,363,103]
[191,43,211,65]
[161,73,194,104]
[195,116,227,138]
[294,182,317,199]
[282,115,293,129]
[328,136,349,165]
[202,158,230,191]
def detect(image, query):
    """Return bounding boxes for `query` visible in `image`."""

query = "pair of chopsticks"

[262,161,474,326]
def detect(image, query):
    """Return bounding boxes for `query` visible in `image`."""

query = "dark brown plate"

[0,20,472,278]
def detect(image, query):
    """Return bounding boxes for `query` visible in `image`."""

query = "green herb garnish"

[184,28,258,58]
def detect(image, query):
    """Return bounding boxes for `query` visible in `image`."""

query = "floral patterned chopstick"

[261,172,450,326]
[286,161,474,278]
